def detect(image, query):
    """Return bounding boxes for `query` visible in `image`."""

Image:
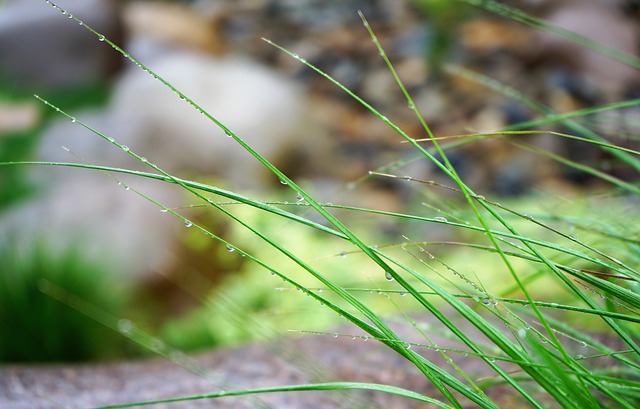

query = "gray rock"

[0,0,122,90]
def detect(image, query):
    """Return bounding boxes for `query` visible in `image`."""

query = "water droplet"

[61,146,70,152]
[296,194,304,202]
[332,332,339,338]
[184,220,193,228]
[487,357,496,363]
[524,214,535,220]
[117,319,134,334]
[98,35,105,42]
[400,292,407,296]
[404,343,411,349]
[70,117,76,123]
[477,195,485,200]
[339,251,347,258]
[361,336,369,341]
[121,145,129,152]
[279,180,288,185]
[480,297,493,306]
[434,216,447,222]
[403,175,412,181]
[427,253,435,260]
[292,53,299,59]
[568,234,577,240]
[575,354,584,360]
[408,103,415,110]
[107,137,114,143]
[140,157,148,163]
[385,271,394,281]
[78,21,83,26]
[160,208,168,213]
[150,338,166,352]
[378,50,385,57]
[580,341,587,348]
[225,244,235,253]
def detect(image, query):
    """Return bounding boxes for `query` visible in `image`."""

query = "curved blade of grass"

[12,157,636,289]
[412,130,640,158]
[93,381,458,409]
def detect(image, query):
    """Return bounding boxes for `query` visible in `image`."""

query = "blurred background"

[0,0,638,362]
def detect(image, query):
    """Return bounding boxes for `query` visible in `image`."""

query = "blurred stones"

[0,0,122,90]
[123,1,226,57]
[0,102,39,134]
[536,0,640,100]
[3,0,313,290]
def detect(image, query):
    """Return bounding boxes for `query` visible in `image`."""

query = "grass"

[1,0,639,407]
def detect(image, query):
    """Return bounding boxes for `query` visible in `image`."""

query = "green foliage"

[0,239,137,362]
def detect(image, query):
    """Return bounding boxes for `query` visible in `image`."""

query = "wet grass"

[1,1,639,407]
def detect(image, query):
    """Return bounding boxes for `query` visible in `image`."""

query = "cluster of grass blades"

[2,0,639,407]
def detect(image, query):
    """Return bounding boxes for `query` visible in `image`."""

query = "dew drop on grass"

[117,319,134,334]
[70,117,76,123]
[279,180,288,185]
[408,103,415,110]
[434,216,447,222]
[225,244,235,253]
[160,208,168,213]
[184,220,193,228]
[107,137,114,143]
[480,296,492,306]
[121,145,129,152]
[98,35,105,42]
[150,338,166,353]
[140,157,148,163]
[339,251,347,258]
[385,271,394,281]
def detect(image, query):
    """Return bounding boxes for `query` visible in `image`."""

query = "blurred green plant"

[0,239,138,362]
